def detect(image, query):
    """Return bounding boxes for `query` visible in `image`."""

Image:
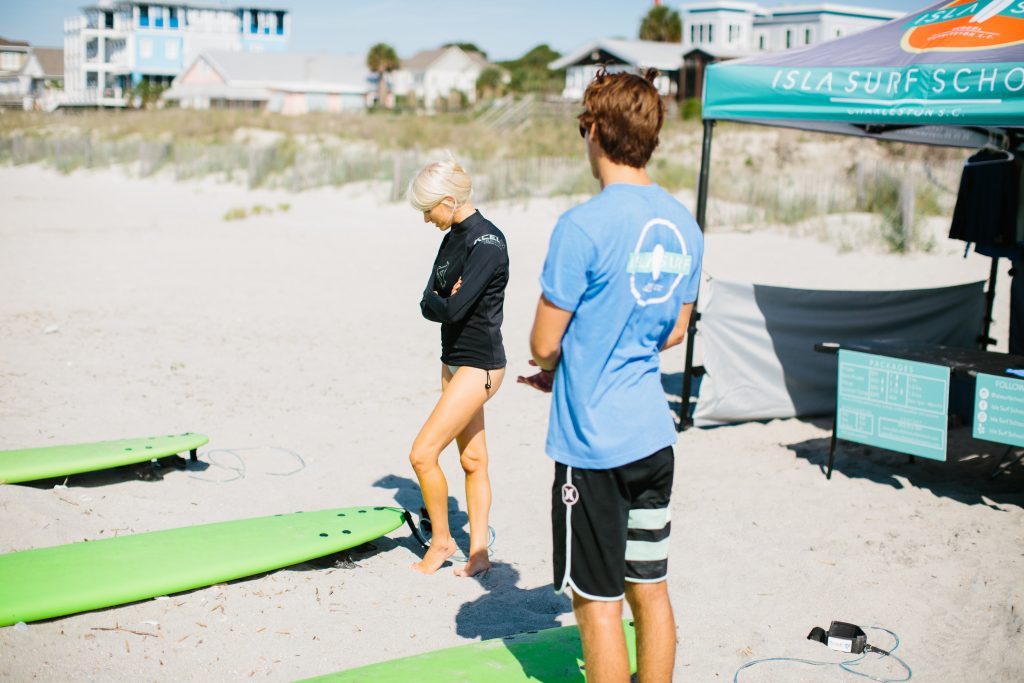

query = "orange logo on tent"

[902,0,1024,52]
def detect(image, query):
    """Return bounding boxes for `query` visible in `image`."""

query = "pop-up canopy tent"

[683,0,1024,426]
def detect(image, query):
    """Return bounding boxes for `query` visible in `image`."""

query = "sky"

[3,0,930,61]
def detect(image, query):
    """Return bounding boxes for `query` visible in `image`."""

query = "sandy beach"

[1,164,1022,681]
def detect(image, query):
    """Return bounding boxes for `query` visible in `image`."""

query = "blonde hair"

[407,156,473,212]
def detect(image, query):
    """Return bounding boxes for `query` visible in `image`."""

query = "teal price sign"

[973,373,1024,448]
[836,350,950,461]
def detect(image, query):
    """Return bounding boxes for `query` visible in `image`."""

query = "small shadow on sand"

[16,455,207,490]
[285,537,401,573]
[788,417,1024,509]
[455,563,571,640]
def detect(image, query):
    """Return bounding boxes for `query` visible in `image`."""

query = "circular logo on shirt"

[628,218,691,307]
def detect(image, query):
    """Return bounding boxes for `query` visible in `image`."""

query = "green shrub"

[680,98,702,121]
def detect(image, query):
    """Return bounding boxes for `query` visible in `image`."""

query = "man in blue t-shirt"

[522,68,703,681]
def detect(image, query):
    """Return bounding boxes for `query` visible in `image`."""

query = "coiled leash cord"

[402,507,496,563]
[734,624,911,683]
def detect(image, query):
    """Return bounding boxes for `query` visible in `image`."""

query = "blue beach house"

[62,0,289,107]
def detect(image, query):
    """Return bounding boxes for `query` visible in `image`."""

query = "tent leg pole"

[695,120,714,230]
[981,257,999,349]
[827,414,838,480]
[680,120,715,431]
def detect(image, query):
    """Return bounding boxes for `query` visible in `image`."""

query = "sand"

[0,164,1022,681]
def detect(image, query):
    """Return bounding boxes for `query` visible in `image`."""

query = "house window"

[250,11,259,34]
[804,28,812,44]
[104,11,113,29]
[155,7,164,28]
[690,25,696,43]
[759,34,765,50]
[835,28,843,38]
[698,25,704,43]
[140,38,153,58]
[708,24,714,43]
[785,29,792,48]
[139,4,149,27]
[165,40,179,60]
[275,11,285,35]
[0,52,20,70]
[169,7,178,28]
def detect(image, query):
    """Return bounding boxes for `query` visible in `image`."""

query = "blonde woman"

[407,159,509,576]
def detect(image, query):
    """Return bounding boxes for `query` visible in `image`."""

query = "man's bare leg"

[625,581,675,683]
[573,593,630,682]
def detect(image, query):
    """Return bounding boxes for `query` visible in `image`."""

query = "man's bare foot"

[411,538,456,574]
[453,551,491,577]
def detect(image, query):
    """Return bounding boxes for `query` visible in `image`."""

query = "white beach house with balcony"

[553,2,902,101]
[676,2,902,98]
[63,1,289,107]
[680,1,901,54]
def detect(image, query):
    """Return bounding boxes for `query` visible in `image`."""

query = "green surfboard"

[0,506,406,626]
[0,433,209,484]
[304,620,637,682]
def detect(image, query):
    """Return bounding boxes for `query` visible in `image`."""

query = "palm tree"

[639,6,682,43]
[366,43,400,108]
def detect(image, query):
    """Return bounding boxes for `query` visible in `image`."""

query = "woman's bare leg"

[453,368,504,577]
[409,365,501,574]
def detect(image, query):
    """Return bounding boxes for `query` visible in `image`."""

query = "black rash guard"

[420,210,509,370]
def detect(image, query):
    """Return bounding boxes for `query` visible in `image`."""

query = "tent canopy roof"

[702,0,1024,147]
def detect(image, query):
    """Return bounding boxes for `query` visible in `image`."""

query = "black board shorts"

[551,446,674,601]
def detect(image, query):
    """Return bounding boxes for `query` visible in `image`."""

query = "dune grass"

[0,108,965,252]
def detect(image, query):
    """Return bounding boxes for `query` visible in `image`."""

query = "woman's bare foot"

[411,538,457,574]
[453,551,491,577]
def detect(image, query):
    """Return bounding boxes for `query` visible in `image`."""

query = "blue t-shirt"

[540,183,704,470]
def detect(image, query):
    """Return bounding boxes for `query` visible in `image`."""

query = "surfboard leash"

[401,508,496,563]
[733,624,911,683]
[402,508,432,548]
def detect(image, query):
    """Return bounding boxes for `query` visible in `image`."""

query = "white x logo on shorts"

[561,483,579,506]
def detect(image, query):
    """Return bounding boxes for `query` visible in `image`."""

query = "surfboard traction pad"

[303,619,637,682]
[0,433,210,484]
[0,506,406,626]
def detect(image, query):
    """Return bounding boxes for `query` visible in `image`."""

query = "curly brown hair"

[578,67,665,169]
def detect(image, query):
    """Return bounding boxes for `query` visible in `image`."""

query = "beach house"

[0,39,64,111]
[62,1,289,108]
[549,39,686,101]
[553,1,902,101]
[0,37,32,108]
[389,46,490,112]
[164,51,372,114]
[679,1,903,98]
